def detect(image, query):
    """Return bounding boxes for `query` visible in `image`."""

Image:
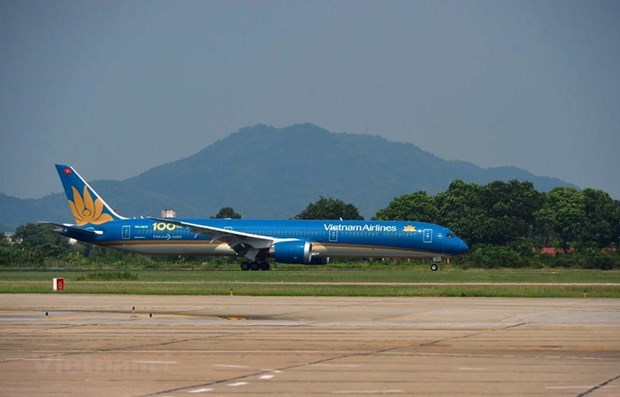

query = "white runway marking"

[130,360,176,365]
[227,382,248,387]
[332,390,403,394]
[259,374,275,380]
[187,387,213,393]
[213,364,249,368]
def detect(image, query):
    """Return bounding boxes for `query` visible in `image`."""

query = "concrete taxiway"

[0,294,619,396]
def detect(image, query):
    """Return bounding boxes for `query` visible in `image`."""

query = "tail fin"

[55,164,126,226]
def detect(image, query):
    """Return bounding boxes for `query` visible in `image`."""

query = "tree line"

[376,181,620,250]
[295,181,619,250]
[2,180,619,269]
[295,181,620,269]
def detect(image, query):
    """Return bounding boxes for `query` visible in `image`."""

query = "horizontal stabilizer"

[40,222,103,237]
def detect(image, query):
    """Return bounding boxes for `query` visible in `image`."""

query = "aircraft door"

[122,225,131,240]
[423,229,433,243]
[329,230,338,242]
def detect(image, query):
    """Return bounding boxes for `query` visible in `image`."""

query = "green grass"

[75,271,138,281]
[2,265,620,283]
[1,266,619,297]
[1,281,616,298]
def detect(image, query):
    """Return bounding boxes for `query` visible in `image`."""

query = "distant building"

[161,209,176,218]
[535,247,576,255]
[540,247,558,255]
[3,232,20,245]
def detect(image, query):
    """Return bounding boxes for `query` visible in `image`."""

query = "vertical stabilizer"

[55,164,126,225]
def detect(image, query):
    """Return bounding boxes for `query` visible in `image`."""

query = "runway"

[0,295,619,396]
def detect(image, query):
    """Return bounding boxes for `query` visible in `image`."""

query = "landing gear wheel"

[259,262,271,271]
[250,262,260,271]
[430,263,439,272]
[240,262,250,271]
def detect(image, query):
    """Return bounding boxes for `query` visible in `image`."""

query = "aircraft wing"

[150,217,281,253]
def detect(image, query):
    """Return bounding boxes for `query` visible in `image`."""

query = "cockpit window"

[447,233,454,238]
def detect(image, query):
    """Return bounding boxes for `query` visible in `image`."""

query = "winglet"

[55,164,126,225]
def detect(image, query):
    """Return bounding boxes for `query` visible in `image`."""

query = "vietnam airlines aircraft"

[46,164,468,271]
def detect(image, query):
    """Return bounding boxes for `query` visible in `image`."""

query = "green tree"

[614,200,620,247]
[14,223,72,264]
[375,191,439,222]
[0,233,15,266]
[580,189,618,247]
[212,207,242,219]
[435,180,488,246]
[535,187,586,249]
[295,197,363,220]
[480,180,544,245]
[482,181,543,224]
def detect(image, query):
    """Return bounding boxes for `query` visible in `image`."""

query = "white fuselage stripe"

[102,241,439,258]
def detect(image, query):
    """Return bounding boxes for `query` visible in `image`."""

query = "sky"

[1,0,619,199]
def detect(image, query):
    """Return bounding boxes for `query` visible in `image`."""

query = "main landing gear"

[240,261,271,271]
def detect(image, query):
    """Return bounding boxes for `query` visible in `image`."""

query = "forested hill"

[1,123,575,230]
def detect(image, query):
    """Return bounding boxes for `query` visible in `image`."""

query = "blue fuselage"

[60,218,469,259]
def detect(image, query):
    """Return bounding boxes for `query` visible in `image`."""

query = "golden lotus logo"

[68,186,113,226]
[403,225,416,232]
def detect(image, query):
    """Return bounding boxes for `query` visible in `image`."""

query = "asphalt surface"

[0,294,619,396]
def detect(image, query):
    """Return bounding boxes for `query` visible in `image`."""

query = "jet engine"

[269,241,330,265]
[269,240,312,264]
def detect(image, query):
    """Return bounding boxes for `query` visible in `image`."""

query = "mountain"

[0,123,576,231]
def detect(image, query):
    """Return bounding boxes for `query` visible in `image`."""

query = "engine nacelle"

[270,240,312,264]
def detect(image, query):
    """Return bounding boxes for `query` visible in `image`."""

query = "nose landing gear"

[431,256,442,271]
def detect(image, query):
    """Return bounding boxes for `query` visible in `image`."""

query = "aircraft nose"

[457,239,469,254]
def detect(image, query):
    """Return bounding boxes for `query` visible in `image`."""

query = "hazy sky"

[1,0,619,199]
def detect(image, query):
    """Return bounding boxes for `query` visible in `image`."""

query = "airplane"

[45,164,469,271]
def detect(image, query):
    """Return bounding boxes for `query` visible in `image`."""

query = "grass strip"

[2,268,620,283]
[1,280,618,298]
[1,268,619,298]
